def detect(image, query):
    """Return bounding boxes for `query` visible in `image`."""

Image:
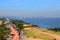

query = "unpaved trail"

[33,27,60,40]
[9,25,27,40]
[9,25,20,40]
[27,38,43,40]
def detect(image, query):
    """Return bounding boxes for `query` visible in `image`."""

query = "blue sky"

[0,0,60,17]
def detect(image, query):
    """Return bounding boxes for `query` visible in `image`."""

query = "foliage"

[31,24,39,27]
[0,21,10,40]
[47,28,60,32]
[11,20,24,29]
[0,26,10,40]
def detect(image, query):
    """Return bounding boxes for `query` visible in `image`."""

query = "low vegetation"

[10,20,24,30]
[23,27,53,40]
[47,28,60,32]
[0,19,10,40]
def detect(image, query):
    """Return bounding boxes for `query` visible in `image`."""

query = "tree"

[0,26,10,40]
[47,28,60,32]
[11,20,24,30]
[0,19,10,40]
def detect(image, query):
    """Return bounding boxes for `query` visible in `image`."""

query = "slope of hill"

[23,27,60,40]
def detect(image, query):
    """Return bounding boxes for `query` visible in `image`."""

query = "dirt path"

[40,32,60,40]
[27,38,43,40]
[9,25,20,40]
[33,27,60,40]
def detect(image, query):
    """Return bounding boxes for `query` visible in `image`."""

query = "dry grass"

[23,27,53,40]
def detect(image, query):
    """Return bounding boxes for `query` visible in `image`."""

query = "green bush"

[47,28,60,32]
[0,18,25,40]
[11,20,24,30]
[0,21,10,40]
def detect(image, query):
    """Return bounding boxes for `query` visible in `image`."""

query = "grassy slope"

[23,27,53,40]
[36,27,60,35]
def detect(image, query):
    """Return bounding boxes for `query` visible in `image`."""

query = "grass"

[36,27,60,35]
[23,30,34,38]
[23,27,60,40]
[23,29,53,40]
[40,28,60,35]
[52,32,60,35]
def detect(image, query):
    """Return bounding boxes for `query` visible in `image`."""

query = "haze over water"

[0,0,60,28]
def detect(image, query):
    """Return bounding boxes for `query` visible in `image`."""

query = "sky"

[0,0,60,17]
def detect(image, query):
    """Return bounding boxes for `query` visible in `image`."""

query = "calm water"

[22,17,60,28]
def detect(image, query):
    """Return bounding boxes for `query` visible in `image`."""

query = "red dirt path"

[9,25,20,40]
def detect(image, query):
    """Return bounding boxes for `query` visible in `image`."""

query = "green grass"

[23,30,34,38]
[23,30,53,40]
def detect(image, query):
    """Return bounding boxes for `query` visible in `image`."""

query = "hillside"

[23,27,60,40]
